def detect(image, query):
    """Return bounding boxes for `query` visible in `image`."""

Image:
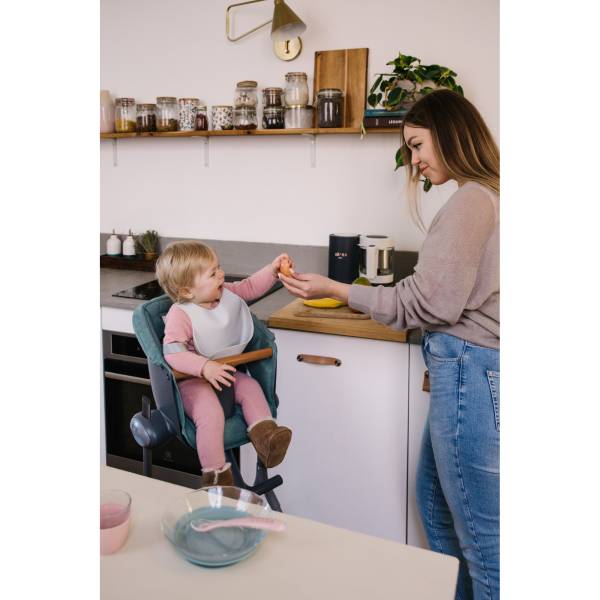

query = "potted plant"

[136,230,160,260]
[367,52,463,114]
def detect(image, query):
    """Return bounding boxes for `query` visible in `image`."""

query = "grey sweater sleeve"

[348,184,497,330]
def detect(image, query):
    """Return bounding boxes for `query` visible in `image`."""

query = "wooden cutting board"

[268,299,408,343]
[313,48,369,129]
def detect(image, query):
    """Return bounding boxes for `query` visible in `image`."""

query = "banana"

[303,298,346,309]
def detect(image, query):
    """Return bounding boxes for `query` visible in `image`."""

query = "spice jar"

[284,72,309,107]
[263,106,285,129]
[234,81,258,107]
[196,105,208,131]
[317,88,344,128]
[285,105,313,129]
[234,106,257,130]
[114,98,136,133]
[136,104,157,133]
[262,87,283,107]
[156,97,178,132]
[178,98,200,131]
[100,90,115,133]
[211,105,233,130]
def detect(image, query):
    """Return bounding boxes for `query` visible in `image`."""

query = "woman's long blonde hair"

[400,89,500,232]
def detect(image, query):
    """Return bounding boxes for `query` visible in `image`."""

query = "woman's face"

[403,125,450,186]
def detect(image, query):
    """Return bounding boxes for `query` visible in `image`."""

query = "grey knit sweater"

[348,181,499,349]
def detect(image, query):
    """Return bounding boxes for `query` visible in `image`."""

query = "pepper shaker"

[123,230,136,256]
[106,230,121,256]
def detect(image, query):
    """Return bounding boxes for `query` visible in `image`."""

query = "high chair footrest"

[250,475,283,496]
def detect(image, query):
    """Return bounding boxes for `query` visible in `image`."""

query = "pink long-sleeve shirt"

[163,265,277,376]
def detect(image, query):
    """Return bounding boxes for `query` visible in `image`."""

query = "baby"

[156,241,293,486]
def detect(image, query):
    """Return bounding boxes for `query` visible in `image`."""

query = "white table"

[101,466,458,599]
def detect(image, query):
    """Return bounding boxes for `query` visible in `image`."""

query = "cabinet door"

[243,328,408,543]
[407,342,430,548]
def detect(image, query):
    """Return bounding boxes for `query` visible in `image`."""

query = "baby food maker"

[358,234,395,285]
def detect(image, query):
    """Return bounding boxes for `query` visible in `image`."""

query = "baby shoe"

[248,420,292,468]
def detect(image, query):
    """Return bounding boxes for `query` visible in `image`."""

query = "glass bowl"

[161,486,271,567]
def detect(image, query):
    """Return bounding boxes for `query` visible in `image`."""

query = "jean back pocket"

[487,370,500,431]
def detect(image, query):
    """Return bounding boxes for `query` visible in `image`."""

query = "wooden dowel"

[172,348,273,381]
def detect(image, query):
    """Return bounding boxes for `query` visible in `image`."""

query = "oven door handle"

[104,371,152,386]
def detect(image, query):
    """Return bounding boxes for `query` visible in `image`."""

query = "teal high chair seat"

[129,293,283,510]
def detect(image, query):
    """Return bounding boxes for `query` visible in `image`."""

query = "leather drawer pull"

[297,354,342,367]
[422,370,430,392]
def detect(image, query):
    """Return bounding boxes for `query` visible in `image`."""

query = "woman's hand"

[278,272,350,303]
[271,253,295,278]
[202,361,236,392]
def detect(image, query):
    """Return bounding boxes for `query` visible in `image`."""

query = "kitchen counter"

[101,465,458,599]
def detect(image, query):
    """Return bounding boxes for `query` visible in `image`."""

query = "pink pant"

[179,371,272,471]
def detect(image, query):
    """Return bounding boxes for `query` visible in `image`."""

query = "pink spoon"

[190,516,286,533]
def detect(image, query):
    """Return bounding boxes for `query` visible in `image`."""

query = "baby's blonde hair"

[156,241,217,303]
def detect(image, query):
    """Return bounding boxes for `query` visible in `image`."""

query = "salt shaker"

[123,231,136,256]
[106,230,121,256]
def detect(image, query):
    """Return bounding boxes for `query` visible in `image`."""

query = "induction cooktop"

[113,275,283,305]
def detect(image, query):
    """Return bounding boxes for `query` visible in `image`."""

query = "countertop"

[101,465,458,600]
[101,268,421,343]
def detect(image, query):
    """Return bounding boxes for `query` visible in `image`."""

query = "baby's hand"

[272,253,295,278]
[202,361,236,392]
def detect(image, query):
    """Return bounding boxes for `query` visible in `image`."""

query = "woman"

[279,89,499,600]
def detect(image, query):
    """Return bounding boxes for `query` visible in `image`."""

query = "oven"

[103,330,204,488]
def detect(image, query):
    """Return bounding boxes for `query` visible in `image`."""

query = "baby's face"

[181,257,225,307]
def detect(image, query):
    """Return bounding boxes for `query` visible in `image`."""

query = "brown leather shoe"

[201,463,234,487]
[248,420,292,468]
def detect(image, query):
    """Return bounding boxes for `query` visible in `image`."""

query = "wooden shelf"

[100,127,400,139]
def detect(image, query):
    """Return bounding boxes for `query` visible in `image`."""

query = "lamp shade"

[270,0,306,42]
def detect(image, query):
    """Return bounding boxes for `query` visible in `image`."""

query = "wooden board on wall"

[313,48,369,129]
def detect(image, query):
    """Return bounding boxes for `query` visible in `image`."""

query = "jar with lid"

[156,97,178,131]
[262,87,283,107]
[317,88,344,128]
[115,98,136,133]
[284,72,309,107]
[178,98,200,131]
[233,106,257,130]
[285,105,313,129]
[196,105,208,131]
[234,81,258,108]
[263,106,285,129]
[136,104,157,133]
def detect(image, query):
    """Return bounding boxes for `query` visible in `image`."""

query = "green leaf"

[367,93,378,107]
[380,79,390,92]
[423,178,432,192]
[457,85,464,96]
[376,92,382,104]
[387,86,404,105]
[369,74,383,95]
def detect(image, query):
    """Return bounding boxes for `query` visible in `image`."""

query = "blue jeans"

[417,332,499,600]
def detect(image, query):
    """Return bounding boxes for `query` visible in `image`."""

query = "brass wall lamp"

[225,0,307,61]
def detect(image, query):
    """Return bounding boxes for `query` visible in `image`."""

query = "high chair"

[129,294,283,511]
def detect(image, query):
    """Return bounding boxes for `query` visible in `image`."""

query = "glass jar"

[156,97,178,132]
[234,81,258,108]
[233,106,257,130]
[178,98,200,131]
[136,104,157,132]
[285,105,313,129]
[263,106,285,129]
[211,105,233,130]
[284,72,309,107]
[317,88,344,128]
[100,90,114,133]
[196,105,208,131]
[114,98,136,133]
[262,87,283,107]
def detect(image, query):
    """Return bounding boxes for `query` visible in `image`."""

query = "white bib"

[178,288,254,360]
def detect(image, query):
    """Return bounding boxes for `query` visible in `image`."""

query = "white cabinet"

[407,342,430,549]
[243,328,409,543]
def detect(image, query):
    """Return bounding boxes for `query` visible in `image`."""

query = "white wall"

[101,0,498,250]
